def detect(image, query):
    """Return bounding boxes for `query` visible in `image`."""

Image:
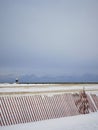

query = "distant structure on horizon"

[15,78,19,83]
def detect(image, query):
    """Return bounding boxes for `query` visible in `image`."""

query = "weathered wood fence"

[0,93,98,126]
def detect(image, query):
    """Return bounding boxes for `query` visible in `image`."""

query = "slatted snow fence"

[0,93,98,126]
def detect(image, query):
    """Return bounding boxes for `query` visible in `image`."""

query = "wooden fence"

[0,93,98,126]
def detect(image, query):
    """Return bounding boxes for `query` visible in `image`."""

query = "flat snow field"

[0,84,98,94]
[1,112,98,130]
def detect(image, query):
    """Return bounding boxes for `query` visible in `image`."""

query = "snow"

[1,111,98,130]
[0,84,98,94]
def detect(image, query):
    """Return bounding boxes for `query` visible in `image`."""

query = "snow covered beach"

[0,83,98,95]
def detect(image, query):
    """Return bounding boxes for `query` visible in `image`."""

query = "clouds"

[0,0,98,77]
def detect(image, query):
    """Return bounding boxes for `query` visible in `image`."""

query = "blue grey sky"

[0,0,98,77]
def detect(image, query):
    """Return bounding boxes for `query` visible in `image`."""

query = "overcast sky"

[0,0,98,77]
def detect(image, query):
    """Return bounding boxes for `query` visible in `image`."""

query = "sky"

[0,0,98,78]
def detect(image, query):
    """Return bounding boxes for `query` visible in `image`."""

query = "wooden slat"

[52,95,59,118]
[5,97,15,125]
[1,97,6,126]
[10,97,19,124]
[28,96,36,121]
[2,97,11,125]
[23,96,31,122]
[91,95,98,109]
[87,95,96,112]
[56,95,64,117]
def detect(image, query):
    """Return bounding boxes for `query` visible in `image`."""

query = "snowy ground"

[1,111,98,130]
[0,84,98,95]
